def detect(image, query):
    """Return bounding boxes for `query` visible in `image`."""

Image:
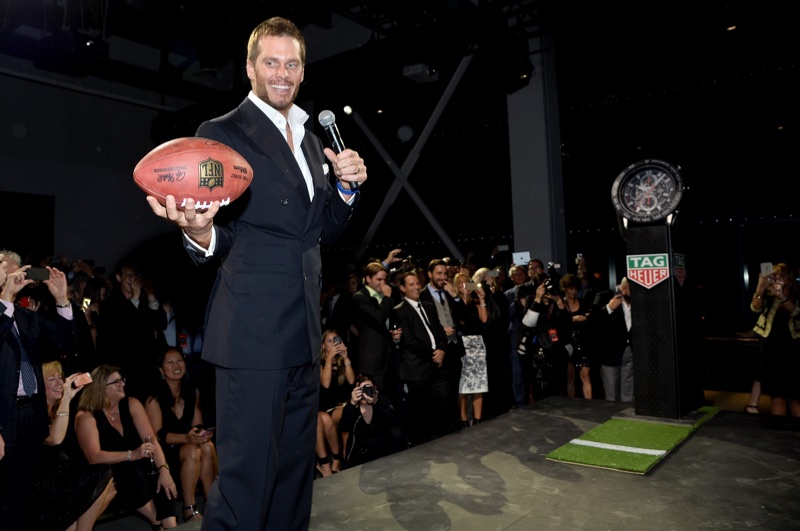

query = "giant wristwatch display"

[611,159,684,223]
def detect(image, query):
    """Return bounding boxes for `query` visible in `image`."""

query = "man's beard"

[253,76,297,112]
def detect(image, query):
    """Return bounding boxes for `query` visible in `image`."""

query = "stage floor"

[309,397,800,530]
[99,395,800,530]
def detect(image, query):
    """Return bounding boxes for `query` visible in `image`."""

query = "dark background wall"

[1,1,796,342]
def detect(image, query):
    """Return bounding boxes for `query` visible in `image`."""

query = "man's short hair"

[363,261,388,279]
[400,271,419,286]
[427,259,447,273]
[247,17,306,65]
[0,249,21,267]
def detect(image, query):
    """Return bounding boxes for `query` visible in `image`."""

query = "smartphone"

[497,244,510,252]
[73,372,93,388]
[487,270,499,277]
[199,427,216,437]
[575,253,583,264]
[614,286,623,296]
[332,336,342,345]
[82,297,91,311]
[465,282,479,291]
[26,267,50,281]
[760,262,773,278]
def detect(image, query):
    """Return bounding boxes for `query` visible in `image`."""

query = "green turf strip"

[546,407,719,474]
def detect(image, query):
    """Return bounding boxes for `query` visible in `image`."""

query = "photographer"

[340,375,404,469]
[520,264,572,399]
[750,263,799,416]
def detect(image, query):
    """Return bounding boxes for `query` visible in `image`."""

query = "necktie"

[436,290,445,305]
[12,320,37,396]
[417,303,432,329]
[416,302,438,350]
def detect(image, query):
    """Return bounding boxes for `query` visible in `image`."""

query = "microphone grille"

[318,110,336,127]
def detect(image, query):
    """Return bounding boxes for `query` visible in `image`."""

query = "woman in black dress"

[316,329,355,476]
[146,348,217,522]
[561,274,593,399]
[29,361,115,531]
[75,364,179,529]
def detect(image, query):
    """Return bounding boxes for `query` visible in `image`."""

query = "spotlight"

[343,106,353,115]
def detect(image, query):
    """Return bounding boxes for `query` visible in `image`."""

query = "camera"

[544,262,562,295]
[361,385,377,398]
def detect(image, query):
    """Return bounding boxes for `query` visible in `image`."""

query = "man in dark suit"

[592,277,633,402]
[0,258,76,528]
[391,271,449,446]
[420,258,465,431]
[146,17,365,530]
[351,262,394,391]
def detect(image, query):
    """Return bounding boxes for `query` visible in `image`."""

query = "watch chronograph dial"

[611,160,683,223]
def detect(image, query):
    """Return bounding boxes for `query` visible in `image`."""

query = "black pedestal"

[627,224,698,419]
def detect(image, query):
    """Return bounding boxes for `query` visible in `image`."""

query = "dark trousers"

[0,399,41,530]
[404,369,449,446]
[202,363,317,531]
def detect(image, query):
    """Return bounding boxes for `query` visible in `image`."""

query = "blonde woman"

[76,365,178,529]
[30,361,116,531]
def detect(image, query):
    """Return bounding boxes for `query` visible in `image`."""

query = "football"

[133,137,253,210]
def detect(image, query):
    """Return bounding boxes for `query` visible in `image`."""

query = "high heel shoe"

[330,452,342,473]
[184,504,203,522]
[149,521,164,531]
[315,455,332,477]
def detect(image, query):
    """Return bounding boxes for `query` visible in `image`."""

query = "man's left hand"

[325,148,366,191]
[43,266,69,305]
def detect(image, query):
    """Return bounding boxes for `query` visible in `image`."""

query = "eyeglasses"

[106,377,126,387]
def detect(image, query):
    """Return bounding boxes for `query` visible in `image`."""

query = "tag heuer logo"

[199,158,224,190]
[627,253,670,289]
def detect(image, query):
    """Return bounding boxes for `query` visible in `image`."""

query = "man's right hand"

[1,266,32,302]
[380,284,393,298]
[147,195,219,248]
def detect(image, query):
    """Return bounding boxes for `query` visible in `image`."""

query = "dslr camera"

[543,262,562,295]
[361,385,377,398]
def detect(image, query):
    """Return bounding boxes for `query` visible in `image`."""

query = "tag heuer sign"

[627,253,670,289]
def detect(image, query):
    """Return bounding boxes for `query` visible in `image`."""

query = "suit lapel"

[237,99,311,208]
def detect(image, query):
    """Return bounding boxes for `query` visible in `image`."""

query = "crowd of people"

[2,244,798,528]
[1,250,217,529]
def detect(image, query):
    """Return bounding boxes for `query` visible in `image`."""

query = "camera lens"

[362,385,377,398]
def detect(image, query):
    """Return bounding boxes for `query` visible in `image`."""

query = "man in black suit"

[0,258,76,528]
[391,271,449,446]
[351,262,394,391]
[592,277,634,402]
[146,17,365,530]
[420,259,465,431]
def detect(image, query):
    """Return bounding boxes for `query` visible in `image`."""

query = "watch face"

[611,160,684,223]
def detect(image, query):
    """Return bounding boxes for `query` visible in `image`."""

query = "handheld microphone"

[318,110,358,192]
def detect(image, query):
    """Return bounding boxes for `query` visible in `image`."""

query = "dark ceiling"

[2,1,797,267]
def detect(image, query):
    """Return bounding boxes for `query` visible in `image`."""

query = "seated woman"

[317,330,355,476]
[340,374,404,469]
[30,361,116,531]
[145,348,218,521]
[75,365,179,530]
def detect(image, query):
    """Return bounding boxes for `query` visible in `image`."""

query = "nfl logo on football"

[199,158,224,190]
